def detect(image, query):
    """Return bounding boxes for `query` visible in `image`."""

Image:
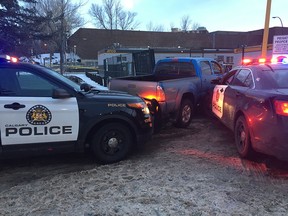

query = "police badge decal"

[26,105,52,125]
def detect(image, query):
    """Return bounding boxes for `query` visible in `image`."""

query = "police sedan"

[211,58,288,161]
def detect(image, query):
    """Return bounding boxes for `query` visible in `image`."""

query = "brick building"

[67,27,288,66]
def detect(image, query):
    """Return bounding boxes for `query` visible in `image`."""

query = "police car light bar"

[258,58,266,64]
[10,56,18,63]
[0,54,18,63]
[242,57,288,65]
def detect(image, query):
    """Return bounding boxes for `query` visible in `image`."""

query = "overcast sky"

[76,0,287,32]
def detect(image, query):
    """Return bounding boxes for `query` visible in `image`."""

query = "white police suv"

[0,55,153,163]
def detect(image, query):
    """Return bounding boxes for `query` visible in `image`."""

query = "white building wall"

[98,52,238,66]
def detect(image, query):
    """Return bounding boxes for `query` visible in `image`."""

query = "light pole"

[273,16,283,27]
[73,45,77,65]
[241,44,247,64]
[272,16,284,34]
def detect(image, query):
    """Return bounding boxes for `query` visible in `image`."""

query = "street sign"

[272,35,288,54]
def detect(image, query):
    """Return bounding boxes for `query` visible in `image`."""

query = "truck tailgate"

[109,78,158,100]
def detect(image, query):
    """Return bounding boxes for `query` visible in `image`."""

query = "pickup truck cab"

[109,57,224,130]
[0,55,153,164]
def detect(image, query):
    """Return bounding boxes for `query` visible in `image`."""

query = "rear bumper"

[252,119,288,161]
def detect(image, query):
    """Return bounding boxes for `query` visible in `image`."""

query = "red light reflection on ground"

[175,149,288,178]
[176,149,248,169]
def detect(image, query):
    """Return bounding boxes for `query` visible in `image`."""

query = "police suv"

[0,55,153,164]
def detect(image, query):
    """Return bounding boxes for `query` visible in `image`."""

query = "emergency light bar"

[242,57,288,65]
[0,54,18,63]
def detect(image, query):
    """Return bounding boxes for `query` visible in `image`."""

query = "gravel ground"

[0,114,288,216]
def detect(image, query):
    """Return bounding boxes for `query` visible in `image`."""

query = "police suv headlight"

[127,102,150,115]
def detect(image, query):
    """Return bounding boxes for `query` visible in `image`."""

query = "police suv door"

[0,67,79,147]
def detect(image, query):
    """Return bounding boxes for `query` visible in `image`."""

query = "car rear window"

[155,62,196,77]
[257,69,288,89]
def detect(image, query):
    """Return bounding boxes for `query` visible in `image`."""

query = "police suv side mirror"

[52,88,71,99]
[80,83,92,92]
[211,77,221,84]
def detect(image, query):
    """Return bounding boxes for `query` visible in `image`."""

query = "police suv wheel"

[234,116,254,158]
[176,99,194,128]
[91,123,132,164]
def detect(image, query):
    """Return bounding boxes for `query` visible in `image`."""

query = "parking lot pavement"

[0,114,288,216]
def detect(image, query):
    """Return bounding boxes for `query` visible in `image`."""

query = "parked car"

[0,55,153,164]
[64,73,107,90]
[109,57,224,130]
[211,57,288,161]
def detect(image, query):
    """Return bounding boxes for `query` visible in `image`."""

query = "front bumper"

[135,126,153,146]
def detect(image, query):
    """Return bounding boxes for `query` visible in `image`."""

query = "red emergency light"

[10,56,18,63]
[242,57,288,65]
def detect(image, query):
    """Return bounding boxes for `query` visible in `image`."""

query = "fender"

[76,111,139,147]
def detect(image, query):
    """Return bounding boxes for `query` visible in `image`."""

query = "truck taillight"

[274,100,288,116]
[156,85,165,102]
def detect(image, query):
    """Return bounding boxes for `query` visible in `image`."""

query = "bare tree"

[180,15,201,31]
[118,11,139,30]
[34,0,85,73]
[192,22,201,30]
[146,21,165,32]
[181,15,191,32]
[89,0,139,30]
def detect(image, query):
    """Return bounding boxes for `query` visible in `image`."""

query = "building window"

[117,56,127,62]
[226,56,234,63]
[217,55,224,62]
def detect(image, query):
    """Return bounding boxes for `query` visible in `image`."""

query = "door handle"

[4,102,26,110]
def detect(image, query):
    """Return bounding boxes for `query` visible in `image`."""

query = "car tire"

[234,115,254,158]
[175,99,194,128]
[91,123,132,164]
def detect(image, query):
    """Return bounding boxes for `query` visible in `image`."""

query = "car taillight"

[274,100,288,116]
[156,85,165,102]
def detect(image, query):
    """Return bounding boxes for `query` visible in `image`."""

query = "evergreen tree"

[0,0,46,56]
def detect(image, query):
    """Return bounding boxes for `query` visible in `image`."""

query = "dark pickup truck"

[109,57,224,130]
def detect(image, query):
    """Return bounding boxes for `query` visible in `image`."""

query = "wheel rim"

[101,130,124,155]
[182,105,191,123]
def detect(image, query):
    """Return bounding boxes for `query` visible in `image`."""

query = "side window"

[17,71,60,97]
[0,68,61,97]
[178,62,196,77]
[0,69,20,96]
[223,69,238,85]
[211,61,223,74]
[200,61,212,75]
[230,69,253,88]
[243,72,253,88]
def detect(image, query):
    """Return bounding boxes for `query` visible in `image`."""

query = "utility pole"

[60,0,65,74]
[261,0,272,58]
